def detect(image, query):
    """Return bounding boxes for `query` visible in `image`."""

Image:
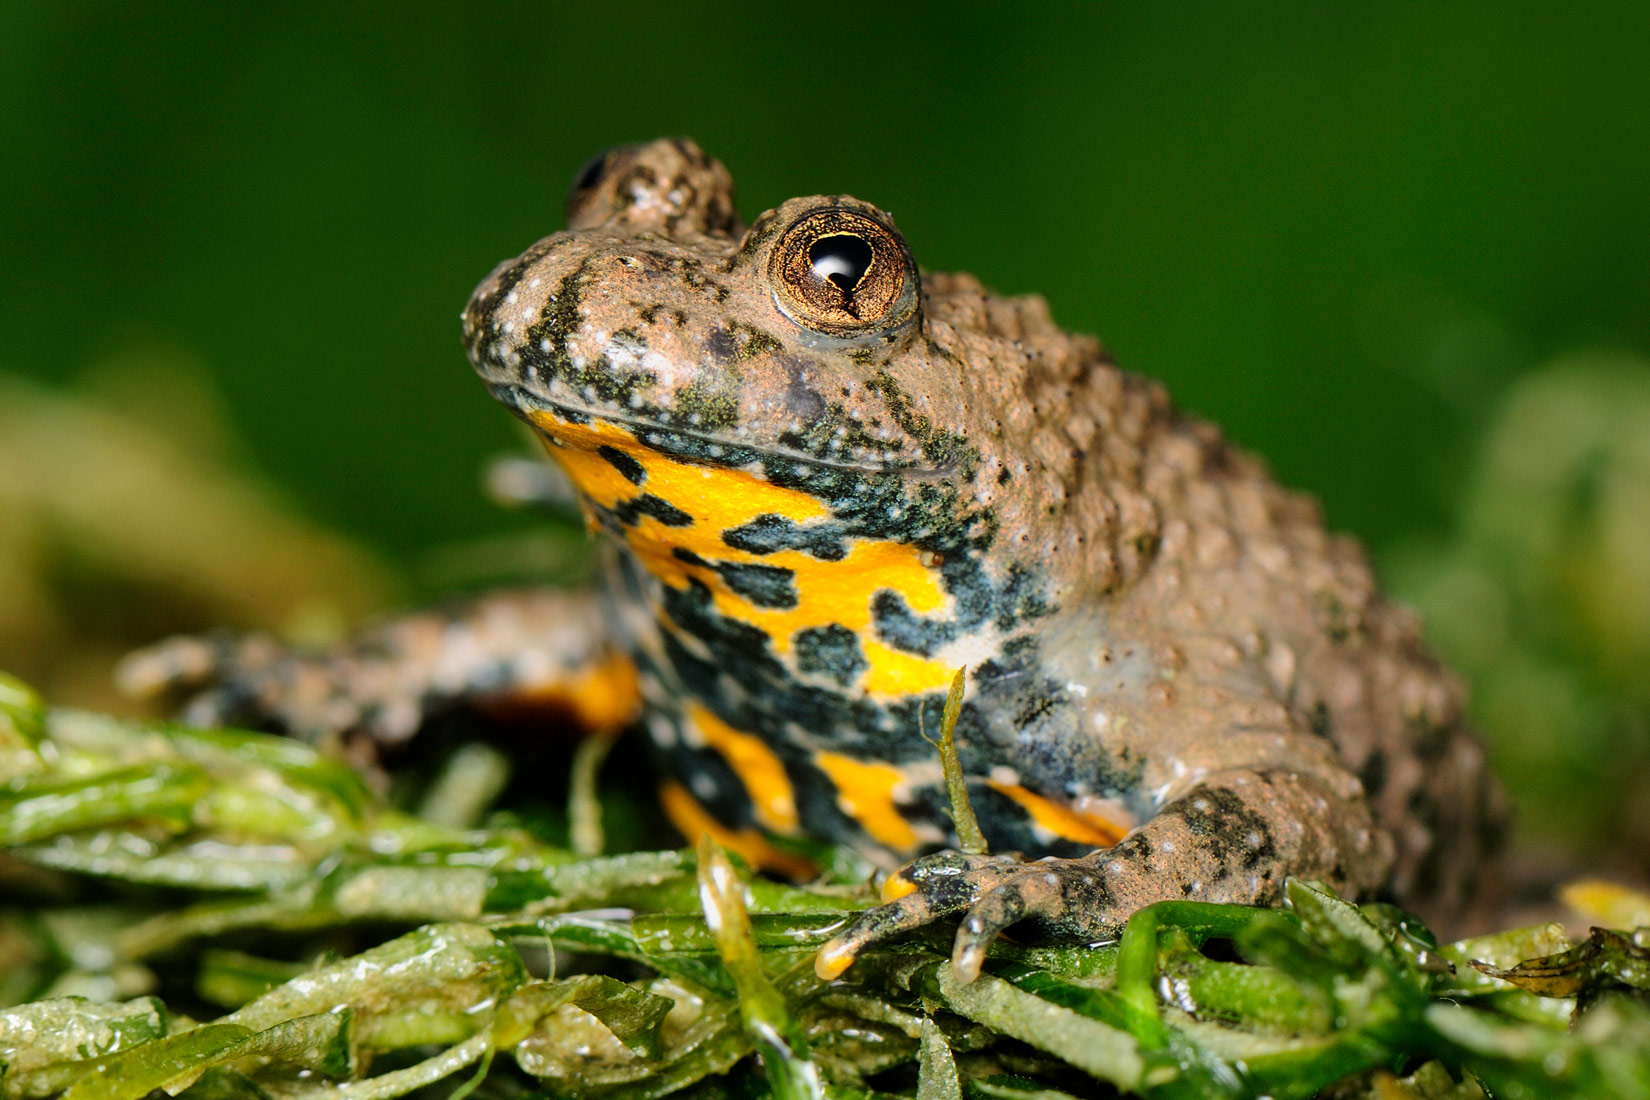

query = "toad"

[125,139,1502,981]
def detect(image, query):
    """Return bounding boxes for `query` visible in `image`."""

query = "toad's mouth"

[490,383,957,480]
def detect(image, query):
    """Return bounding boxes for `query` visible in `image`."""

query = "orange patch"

[480,652,642,733]
[814,752,919,852]
[814,939,857,981]
[879,874,918,904]
[687,703,798,833]
[986,780,1129,848]
[658,780,817,881]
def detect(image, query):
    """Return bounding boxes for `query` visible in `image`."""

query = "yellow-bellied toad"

[125,139,1503,981]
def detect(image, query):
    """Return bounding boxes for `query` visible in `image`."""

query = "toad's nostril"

[567,143,641,205]
[571,150,612,193]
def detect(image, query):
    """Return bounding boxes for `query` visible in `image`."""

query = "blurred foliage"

[0,356,397,712]
[1388,353,1650,870]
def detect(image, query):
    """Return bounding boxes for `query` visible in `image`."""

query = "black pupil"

[808,234,875,298]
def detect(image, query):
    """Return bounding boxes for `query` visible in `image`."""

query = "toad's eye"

[565,143,641,226]
[769,207,918,337]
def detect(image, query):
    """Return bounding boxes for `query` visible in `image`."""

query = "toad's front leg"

[816,765,1394,982]
[119,587,639,749]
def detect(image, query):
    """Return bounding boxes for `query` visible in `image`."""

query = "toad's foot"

[815,849,1122,983]
[118,588,638,747]
[816,768,1395,983]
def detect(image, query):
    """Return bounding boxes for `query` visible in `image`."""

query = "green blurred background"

[3,3,1648,877]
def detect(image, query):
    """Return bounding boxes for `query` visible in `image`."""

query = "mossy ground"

[3,673,1648,1100]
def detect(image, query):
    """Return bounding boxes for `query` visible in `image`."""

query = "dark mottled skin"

[125,139,1503,982]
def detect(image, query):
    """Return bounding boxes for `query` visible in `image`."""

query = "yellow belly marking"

[531,413,955,695]
[538,415,830,525]
[687,703,798,833]
[986,780,1129,848]
[658,780,817,880]
[814,751,919,852]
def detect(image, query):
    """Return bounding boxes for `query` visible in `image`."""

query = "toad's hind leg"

[817,766,1395,982]
[119,587,639,747]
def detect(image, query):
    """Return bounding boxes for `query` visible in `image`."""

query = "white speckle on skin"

[505,291,517,305]
[1150,756,1187,804]
[539,338,552,353]
[691,773,718,800]
[1161,840,1176,853]
[646,714,678,746]
[1106,861,1125,875]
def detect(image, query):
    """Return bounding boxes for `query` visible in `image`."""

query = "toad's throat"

[526,409,960,697]
[494,384,955,478]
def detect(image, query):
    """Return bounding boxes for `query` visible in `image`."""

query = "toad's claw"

[815,849,1120,983]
